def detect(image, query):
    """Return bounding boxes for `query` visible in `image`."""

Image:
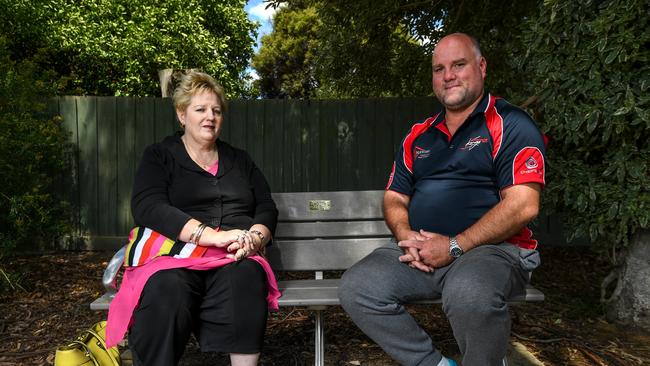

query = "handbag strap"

[85,329,121,366]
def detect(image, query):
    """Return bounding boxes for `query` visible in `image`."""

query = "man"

[338,33,546,366]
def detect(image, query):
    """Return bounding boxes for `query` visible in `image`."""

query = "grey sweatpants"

[338,241,539,366]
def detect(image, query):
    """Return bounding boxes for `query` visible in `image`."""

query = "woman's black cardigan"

[131,132,278,240]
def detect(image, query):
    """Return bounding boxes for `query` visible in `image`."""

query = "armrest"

[102,246,126,293]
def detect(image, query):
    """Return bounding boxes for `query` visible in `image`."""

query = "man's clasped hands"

[398,230,456,272]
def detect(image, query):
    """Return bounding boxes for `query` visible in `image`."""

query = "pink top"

[106,162,281,347]
[207,160,219,176]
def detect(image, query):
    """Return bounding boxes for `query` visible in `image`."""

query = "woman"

[106,71,280,366]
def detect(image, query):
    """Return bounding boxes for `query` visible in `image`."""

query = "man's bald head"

[433,33,482,63]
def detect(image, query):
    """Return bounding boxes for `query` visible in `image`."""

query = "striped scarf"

[124,227,209,267]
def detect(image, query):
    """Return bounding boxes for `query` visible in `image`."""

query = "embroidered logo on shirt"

[525,156,539,169]
[414,146,431,159]
[461,136,489,151]
[513,147,545,185]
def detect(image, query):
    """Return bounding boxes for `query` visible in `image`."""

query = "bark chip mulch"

[1,246,649,365]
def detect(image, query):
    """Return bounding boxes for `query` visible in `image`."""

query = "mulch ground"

[1,246,649,366]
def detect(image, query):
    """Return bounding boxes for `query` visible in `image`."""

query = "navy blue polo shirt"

[386,93,546,249]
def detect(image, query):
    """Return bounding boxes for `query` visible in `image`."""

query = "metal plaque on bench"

[309,200,331,211]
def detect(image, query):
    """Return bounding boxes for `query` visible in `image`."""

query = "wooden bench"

[91,190,544,366]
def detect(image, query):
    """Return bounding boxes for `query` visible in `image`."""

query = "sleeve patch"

[512,147,545,186]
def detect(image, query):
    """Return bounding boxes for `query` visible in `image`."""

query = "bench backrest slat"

[275,221,391,239]
[272,191,384,221]
[267,238,392,271]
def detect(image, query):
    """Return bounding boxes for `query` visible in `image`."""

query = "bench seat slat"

[90,281,545,310]
[90,293,114,311]
[276,280,544,307]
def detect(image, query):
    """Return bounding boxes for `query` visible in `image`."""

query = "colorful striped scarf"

[124,227,209,267]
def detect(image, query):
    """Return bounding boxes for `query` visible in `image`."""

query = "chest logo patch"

[461,136,489,151]
[414,146,431,159]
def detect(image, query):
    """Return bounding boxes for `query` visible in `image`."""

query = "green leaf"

[586,117,598,133]
[603,164,616,177]
[604,49,620,64]
[597,36,608,52]
[607,202,619,219]
[589,224,599,241]
[612,106,628,116]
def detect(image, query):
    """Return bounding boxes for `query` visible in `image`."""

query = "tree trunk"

[606,230,650,331]
[158,69,174,97]
[158,68,201,97]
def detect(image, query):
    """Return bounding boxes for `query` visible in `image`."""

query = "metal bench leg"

[314,271,325,366]
[314,309,324,366]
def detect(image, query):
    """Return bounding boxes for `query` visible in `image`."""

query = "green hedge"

[0,37,72,255]
[518,0,649,246]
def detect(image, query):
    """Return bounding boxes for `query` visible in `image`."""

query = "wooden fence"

[50,96,571,250]
[51,96,440,248]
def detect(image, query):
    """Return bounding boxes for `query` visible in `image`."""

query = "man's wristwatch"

[449,236,464,258]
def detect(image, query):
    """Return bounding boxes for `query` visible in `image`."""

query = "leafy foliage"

[252,5,322,98]
[518,0,650,246]
[0,0,257,97]
[308,1,431,98]
[255,0,539,98]
[0,37,72,255]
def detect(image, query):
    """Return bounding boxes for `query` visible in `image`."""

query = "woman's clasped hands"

[219,229,262,261]
[184,222,265,261]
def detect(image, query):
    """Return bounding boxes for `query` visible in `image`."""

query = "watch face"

[450,246,463,258]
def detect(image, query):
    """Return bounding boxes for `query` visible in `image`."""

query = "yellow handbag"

[54,321,121,366]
